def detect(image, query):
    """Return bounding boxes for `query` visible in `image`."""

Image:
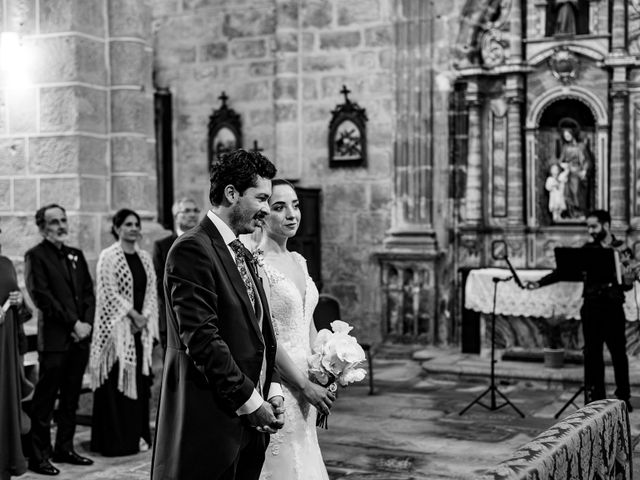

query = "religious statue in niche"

[547,0,588,36]
[328,85,368,168]
[207,91,242,169]
[546,118,594,221]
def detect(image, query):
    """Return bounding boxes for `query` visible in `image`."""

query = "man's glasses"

[179,208,200,214]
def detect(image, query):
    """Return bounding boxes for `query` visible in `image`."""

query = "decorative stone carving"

[454,0,512,68]
[548,48,580,84]
[480,28,507,68]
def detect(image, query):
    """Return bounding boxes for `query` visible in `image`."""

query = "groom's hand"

[268,396,285,430]
[246,401,280,434]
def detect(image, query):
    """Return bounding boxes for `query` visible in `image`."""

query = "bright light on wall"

[0,32,31,87]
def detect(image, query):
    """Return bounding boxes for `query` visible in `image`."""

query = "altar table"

[465,268,640,322]
[478,399,632,480]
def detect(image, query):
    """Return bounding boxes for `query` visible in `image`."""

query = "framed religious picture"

[207,92,242,168]
[328,85,368,168]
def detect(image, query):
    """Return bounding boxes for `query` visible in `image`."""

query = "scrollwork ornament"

[480,29,507,69]
[632,0,640,14]
[548,48,580,85]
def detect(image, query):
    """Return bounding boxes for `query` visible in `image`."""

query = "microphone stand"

[459,273,525,417]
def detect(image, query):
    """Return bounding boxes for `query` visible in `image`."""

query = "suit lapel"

[200,218,264,341]
[246,260,274,342]
[43,241,74,292]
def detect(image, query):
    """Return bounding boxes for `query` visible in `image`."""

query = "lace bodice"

[259,251,327,480]
[263,252,319,363]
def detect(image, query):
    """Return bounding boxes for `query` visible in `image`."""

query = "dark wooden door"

[288,187,322,291]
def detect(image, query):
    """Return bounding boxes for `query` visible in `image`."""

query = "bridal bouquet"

[307,320,367,428]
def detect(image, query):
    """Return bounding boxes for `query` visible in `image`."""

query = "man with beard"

[528,209,632,411]
[25,204,95,475]
[152,149,284,480]
[152,197,201,351]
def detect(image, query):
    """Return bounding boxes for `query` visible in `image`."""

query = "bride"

[254,179,335,480]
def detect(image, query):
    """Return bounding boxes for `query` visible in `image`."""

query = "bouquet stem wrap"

[316,380,338,429]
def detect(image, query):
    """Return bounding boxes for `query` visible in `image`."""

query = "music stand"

[552,247,620,418]
[459,240,526,418]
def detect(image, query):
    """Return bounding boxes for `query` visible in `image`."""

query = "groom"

[151,149,283,480]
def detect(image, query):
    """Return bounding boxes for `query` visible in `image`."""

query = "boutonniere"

[251,249,265,269]
[67,252,78,269]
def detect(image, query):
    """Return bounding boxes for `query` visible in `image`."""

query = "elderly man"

[152,197,201,351]
[25,204,95,476]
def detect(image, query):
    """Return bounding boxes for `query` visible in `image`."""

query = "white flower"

[251,249,265,268]
[339,367,367,386]
[313,329,332,354]
[330,320,353,335]
[307,353,328,384]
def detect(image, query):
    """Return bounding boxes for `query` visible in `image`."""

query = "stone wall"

[152,0,397,342]
[0,0,157,279]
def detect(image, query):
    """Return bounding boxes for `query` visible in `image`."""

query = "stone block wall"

[153,0,396,342]
[0,0,157,278]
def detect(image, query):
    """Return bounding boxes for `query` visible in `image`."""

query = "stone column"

[383,0,436,250]
[506,77,524,225]
[0,0,111,262]
[609,88,629,226]
[463,82,482,226]
[611,0,627,55]
[108,0,156,229]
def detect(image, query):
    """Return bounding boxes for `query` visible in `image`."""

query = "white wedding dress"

[259,252,329,480]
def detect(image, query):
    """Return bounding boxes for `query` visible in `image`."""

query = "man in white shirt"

[151,149,283,480]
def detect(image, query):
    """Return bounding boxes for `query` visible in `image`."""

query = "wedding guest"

[527,210,632,411]
[0,227,32,480]
[152,197,200,351]
[89,208,158,456]
[25,204,95,475]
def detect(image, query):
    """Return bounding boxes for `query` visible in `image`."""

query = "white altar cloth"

[464,268,640,321]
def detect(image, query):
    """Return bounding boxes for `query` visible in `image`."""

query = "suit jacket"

[24,240,95,352]
[152,233,177,349]
[151,217,279,480]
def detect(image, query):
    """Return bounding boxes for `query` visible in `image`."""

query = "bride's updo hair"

[271,178,296,193]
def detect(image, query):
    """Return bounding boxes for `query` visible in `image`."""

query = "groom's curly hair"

[209,149,277,206]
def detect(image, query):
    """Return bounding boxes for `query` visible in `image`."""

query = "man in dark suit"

[528,209,632,411]
[152,197,200,351]
[25,204,95,476]
[152,150,283,480]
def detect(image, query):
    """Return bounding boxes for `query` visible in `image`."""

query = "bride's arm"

[275,346,335,415]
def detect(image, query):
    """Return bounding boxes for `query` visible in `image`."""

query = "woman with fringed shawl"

[89,208,158,456]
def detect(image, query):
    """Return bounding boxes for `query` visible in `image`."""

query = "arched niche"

[525,86,608,227]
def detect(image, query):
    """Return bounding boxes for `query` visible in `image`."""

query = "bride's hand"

[302,381,335,416]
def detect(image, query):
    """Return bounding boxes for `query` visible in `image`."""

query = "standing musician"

[527,210,633,411]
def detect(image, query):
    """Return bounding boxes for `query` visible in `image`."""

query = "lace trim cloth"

[479,399,632,480]
[89,243,158,399]
[465,268,640,321]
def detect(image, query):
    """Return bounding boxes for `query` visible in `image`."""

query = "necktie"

[229,239,256,309]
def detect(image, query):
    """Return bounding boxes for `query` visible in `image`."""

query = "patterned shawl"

[89,242,158,399]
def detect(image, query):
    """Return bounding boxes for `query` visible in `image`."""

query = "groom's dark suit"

[24,240,95,462]
[151,216,279,480]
